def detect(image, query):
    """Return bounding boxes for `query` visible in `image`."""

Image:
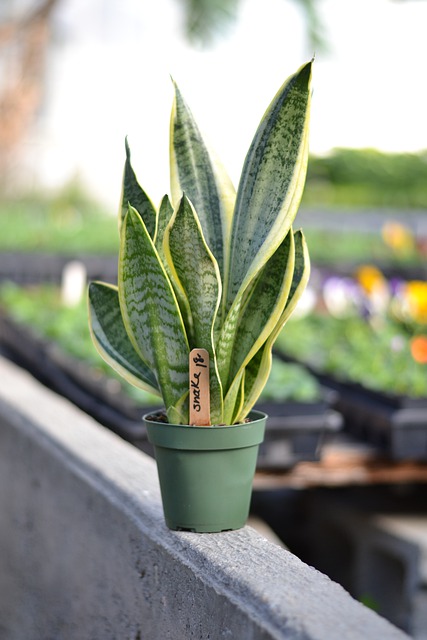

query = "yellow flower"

[404,281,427,324]
[355,265,390,315]
[356,265,387,294]
[382,221,414,252]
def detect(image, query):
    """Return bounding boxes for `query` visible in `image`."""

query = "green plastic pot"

[144,410,267,533]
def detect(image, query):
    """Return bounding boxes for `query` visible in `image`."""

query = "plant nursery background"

[1,0,426,205]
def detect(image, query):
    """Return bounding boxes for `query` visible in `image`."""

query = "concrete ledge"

[302,491,427,634]
[0,356,409,640]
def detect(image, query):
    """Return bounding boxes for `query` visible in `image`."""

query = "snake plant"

[88,60,312,425]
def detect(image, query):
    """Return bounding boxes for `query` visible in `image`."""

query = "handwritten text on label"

[189,348,210,426]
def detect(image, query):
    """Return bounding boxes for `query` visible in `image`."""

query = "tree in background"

[0,0,323,186]
[4,0,418,189]
[177,0,325,50]
[0,0,58,185]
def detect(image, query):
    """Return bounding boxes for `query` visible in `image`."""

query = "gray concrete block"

[305,494,426,634]
[0,356,409,640]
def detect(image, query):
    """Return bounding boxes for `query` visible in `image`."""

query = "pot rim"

[143,408,267,428]
[144,410,267,451]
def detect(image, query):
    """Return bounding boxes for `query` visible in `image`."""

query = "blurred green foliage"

[303,227,424,266]
[178,0,326,49]
[0,181,118,253]
[276,313,427,397]
[260,359,321,402]
[303,148,427,208]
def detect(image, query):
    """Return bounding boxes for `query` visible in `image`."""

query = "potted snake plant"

[88,60,313,532]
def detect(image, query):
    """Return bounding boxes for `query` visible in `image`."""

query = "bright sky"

[33,0,427,206]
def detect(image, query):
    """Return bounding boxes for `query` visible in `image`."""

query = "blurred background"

[1,0,427,204]
[1,2,427,635]
[1,0,427,256]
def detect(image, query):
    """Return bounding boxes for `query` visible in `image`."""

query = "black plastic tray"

[274,351,427,460]
[255,400,342,469]
[0,252,117,285]
[317,374,427,461]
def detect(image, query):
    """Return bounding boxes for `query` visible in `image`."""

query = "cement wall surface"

[0,356,410,640]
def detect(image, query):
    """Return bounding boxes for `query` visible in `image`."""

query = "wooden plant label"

[189,348,211,426]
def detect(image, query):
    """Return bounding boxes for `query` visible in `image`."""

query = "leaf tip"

[125,136,131,159]
[299,58,313,82]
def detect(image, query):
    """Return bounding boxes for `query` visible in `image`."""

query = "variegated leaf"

[223,369,244,425]
[225,60,312,311]
[215,296,244,391]
[230,370,246,425]
[120,138,157,238]
[217,229,295,396]
[154,194,174,256]
[170,81,235,282]
[164,193,223,423]
[155,194,194,340]
[227,229,295,387]
[118,205,189,423]
[235,230,310,421]
[88,281,160,395]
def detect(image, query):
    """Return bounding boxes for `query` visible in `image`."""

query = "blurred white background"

[4,0,427,208]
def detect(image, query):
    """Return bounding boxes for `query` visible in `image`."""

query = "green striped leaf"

[155,194,193,339]
[118,205,190,423]
[221,231,294,421]
[235,230,310,421]
[276,230,311,328]
[215,296,244,391]
[239,348,265,419]
[88,281,160,395]
[217,229,295,397]
[223,369,244,425]
[164,193,223,423]
[120,138,157,238]
[170,82,235,281]
[227,229,295,387]
[154,194,174,257]
[225,60,312,311]
[230,370,246,425]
